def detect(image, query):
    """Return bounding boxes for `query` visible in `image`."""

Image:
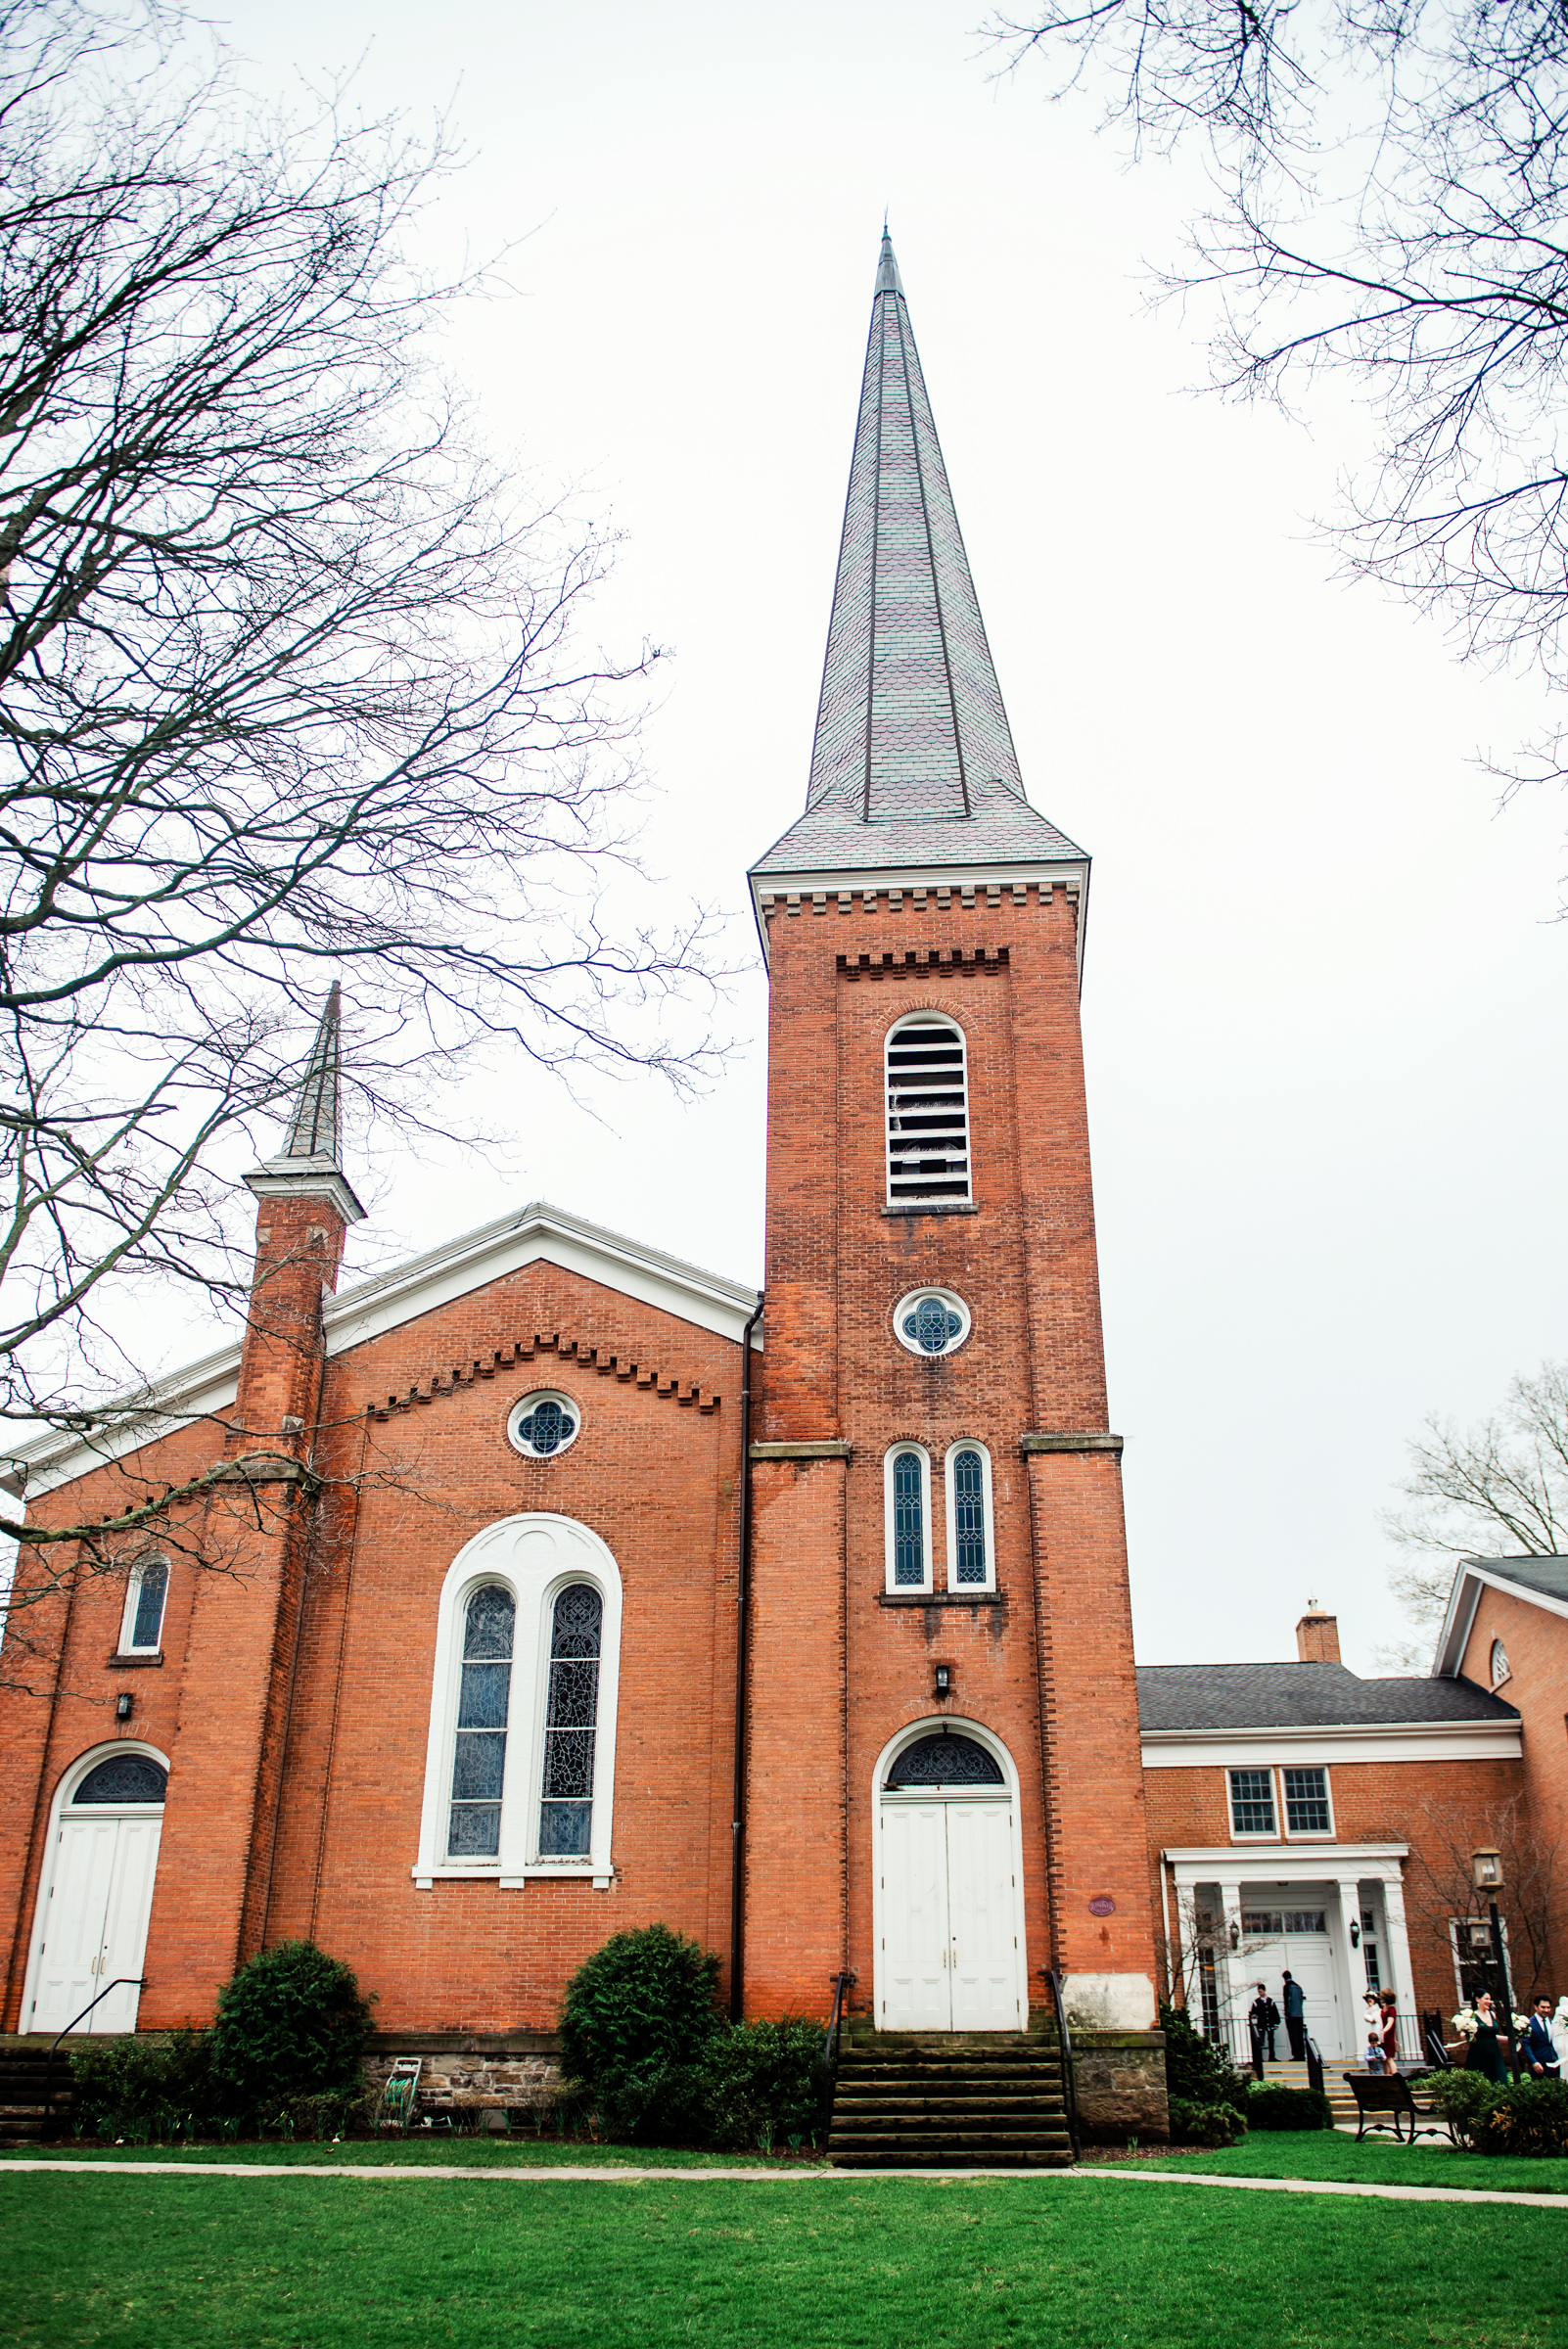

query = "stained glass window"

[886,1732,1003,1787]
[448,1584,514,1859]
[515,1398,577,1456]
[952,1450,987,1584]
[539,1583,602,1858]
[73,1755,167,1804]
[892,1451,926,1587]
[126,1558,168,1651]
[901,1296,963,1356]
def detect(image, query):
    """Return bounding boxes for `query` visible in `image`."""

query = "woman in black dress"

[1468,1992,1509,2083]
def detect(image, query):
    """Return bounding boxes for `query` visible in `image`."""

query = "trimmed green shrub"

[1168,2096,1247,2147]
[700,2017,824,2152]
[1159,2004,1248,2113]
[1478,2077,1568,2156]
[209,1938,375,2116]
[1244,2082,1332,2131]
[1425,2067,1494,2149]
[68,2029,215,2141]
[560,1922,722,2144]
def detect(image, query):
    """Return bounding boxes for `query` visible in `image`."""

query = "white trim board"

[1433,1559,1568,1679]
[1142,1723,1521,1768]
[1163,1841,1409,1881]
[10,1201,761,1498]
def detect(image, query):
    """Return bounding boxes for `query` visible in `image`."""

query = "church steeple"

[809,229,1022,823]
[751,233,1085,917]
[244,985,365,1227]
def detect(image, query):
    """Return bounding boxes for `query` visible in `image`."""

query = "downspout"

[729,1293,764,2023]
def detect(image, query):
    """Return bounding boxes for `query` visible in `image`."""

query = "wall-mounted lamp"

[933,1665,952,1699]
[1228,1920,1240,1952]
[1350,1919,1360,1949]
[115,1691,133,1722]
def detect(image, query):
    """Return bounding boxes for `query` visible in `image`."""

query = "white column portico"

[1378,1869,1416,2010]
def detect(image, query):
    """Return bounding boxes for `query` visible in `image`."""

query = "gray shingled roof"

[1137,1661,1520,1732]
[752,234,1084,886]
[1463,1555,1568,1606]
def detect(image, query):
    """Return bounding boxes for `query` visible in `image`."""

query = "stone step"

[831,2150,1074,2169]
[834,2096,1066,2116]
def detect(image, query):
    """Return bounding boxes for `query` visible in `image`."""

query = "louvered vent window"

[886,1018,970,1204]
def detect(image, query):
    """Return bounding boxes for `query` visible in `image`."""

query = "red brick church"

[1,236,1560,2123]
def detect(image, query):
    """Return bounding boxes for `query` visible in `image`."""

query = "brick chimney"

[1296,1605,1341,1665]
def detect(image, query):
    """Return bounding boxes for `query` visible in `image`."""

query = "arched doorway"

[26,1747,167,2036]
[873,1723,1027,2032]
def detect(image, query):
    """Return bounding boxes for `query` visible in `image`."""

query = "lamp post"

[1471,1849,1516,2080]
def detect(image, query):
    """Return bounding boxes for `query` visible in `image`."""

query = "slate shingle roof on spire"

[284,981,344,1162]
[752,233,1084,886]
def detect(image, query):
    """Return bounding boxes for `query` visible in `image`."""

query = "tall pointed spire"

[807,230,1024,823]
[283,982,344,1162]
[243,983,365,1225]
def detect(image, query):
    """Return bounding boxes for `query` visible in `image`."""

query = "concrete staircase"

[827,2030,1074,2169]
[0,2039,69,2143]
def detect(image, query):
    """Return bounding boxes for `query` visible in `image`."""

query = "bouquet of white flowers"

[1452,2007,1480,2039]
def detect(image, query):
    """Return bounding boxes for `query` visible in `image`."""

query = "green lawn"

[1103,2132,1568,2197]
[1,2174,1560,2348]
[0,2137,814,2169]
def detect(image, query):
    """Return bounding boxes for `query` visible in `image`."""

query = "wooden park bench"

[1342,2071,1451,2145]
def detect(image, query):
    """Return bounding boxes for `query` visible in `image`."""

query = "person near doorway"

[1281,1969,1307,2060]
[1520,1998,1562,2079]
[1248,1985,1279,2065]
[1379,1988,1400,2075]
[1364,2024,1386,2071]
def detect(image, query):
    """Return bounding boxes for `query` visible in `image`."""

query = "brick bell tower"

[741,234,1157,2038]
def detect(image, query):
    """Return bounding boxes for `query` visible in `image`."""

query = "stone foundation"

[1069,2029,1168,2142]
[363,2034,566,2121]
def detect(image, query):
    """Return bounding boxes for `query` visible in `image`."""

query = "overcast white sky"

[205,0,1568,1677]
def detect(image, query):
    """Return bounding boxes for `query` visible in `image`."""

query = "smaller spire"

[876,227,903,299]
[284,983,343,1162]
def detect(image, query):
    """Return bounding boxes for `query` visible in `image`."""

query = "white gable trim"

[8,1201,759,1499]
[1142,1720,1522,1768]
[1433,1559,1568,1681]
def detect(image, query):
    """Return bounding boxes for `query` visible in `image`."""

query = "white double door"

[879,1794,1024,2031]
[1251,1931,1343,2058]
[31,1812,161,2036]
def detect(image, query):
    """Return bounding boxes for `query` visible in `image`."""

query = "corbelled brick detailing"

[837,946,1009,979]
[365,1329,721,1420]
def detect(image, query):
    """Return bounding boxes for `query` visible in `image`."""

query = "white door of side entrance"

[28,1750,167,2038]
[879,1792,1024,2032]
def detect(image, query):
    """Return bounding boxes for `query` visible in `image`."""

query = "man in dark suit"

[1520,1997,1561,2079]
[1281,1969,1307,2060]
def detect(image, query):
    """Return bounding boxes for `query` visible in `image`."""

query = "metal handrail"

[44,1977,148,2126]
[1304,2035,1324,2096]
[1043,1970,1083,2162]
[818,1970,855,2138]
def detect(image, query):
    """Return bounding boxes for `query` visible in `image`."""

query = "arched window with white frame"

[944,1441,995,1592]
[117,1556,168,1656]
[884,1444,933,1592]
[414,1514,623,1890]
[885,1014,971,1206]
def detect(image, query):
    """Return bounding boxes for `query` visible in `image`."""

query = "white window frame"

[883,1443,934,1594]
[1226,1766,1278,1840]
[413,1512,623,1889]
[1279,1763,1335,1840]
[117,1556,169,1656]
[943,1440,995,1593]
[884,1012,972,1208]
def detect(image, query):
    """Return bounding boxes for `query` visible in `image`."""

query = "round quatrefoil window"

[507,1392,580,1460]
[893,1288,971,1359]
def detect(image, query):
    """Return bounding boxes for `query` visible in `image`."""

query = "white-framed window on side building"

[1227,1768,1276,1837]
[1281,1765,1333,1836]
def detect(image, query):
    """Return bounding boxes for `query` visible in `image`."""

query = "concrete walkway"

[0,2158,1563,2207]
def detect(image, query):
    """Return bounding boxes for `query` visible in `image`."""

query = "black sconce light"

[115,1691,133,1722]
[1350,1919,1360,1949]
[934,1665,952,1699]
[1228,1920,1240,1952]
